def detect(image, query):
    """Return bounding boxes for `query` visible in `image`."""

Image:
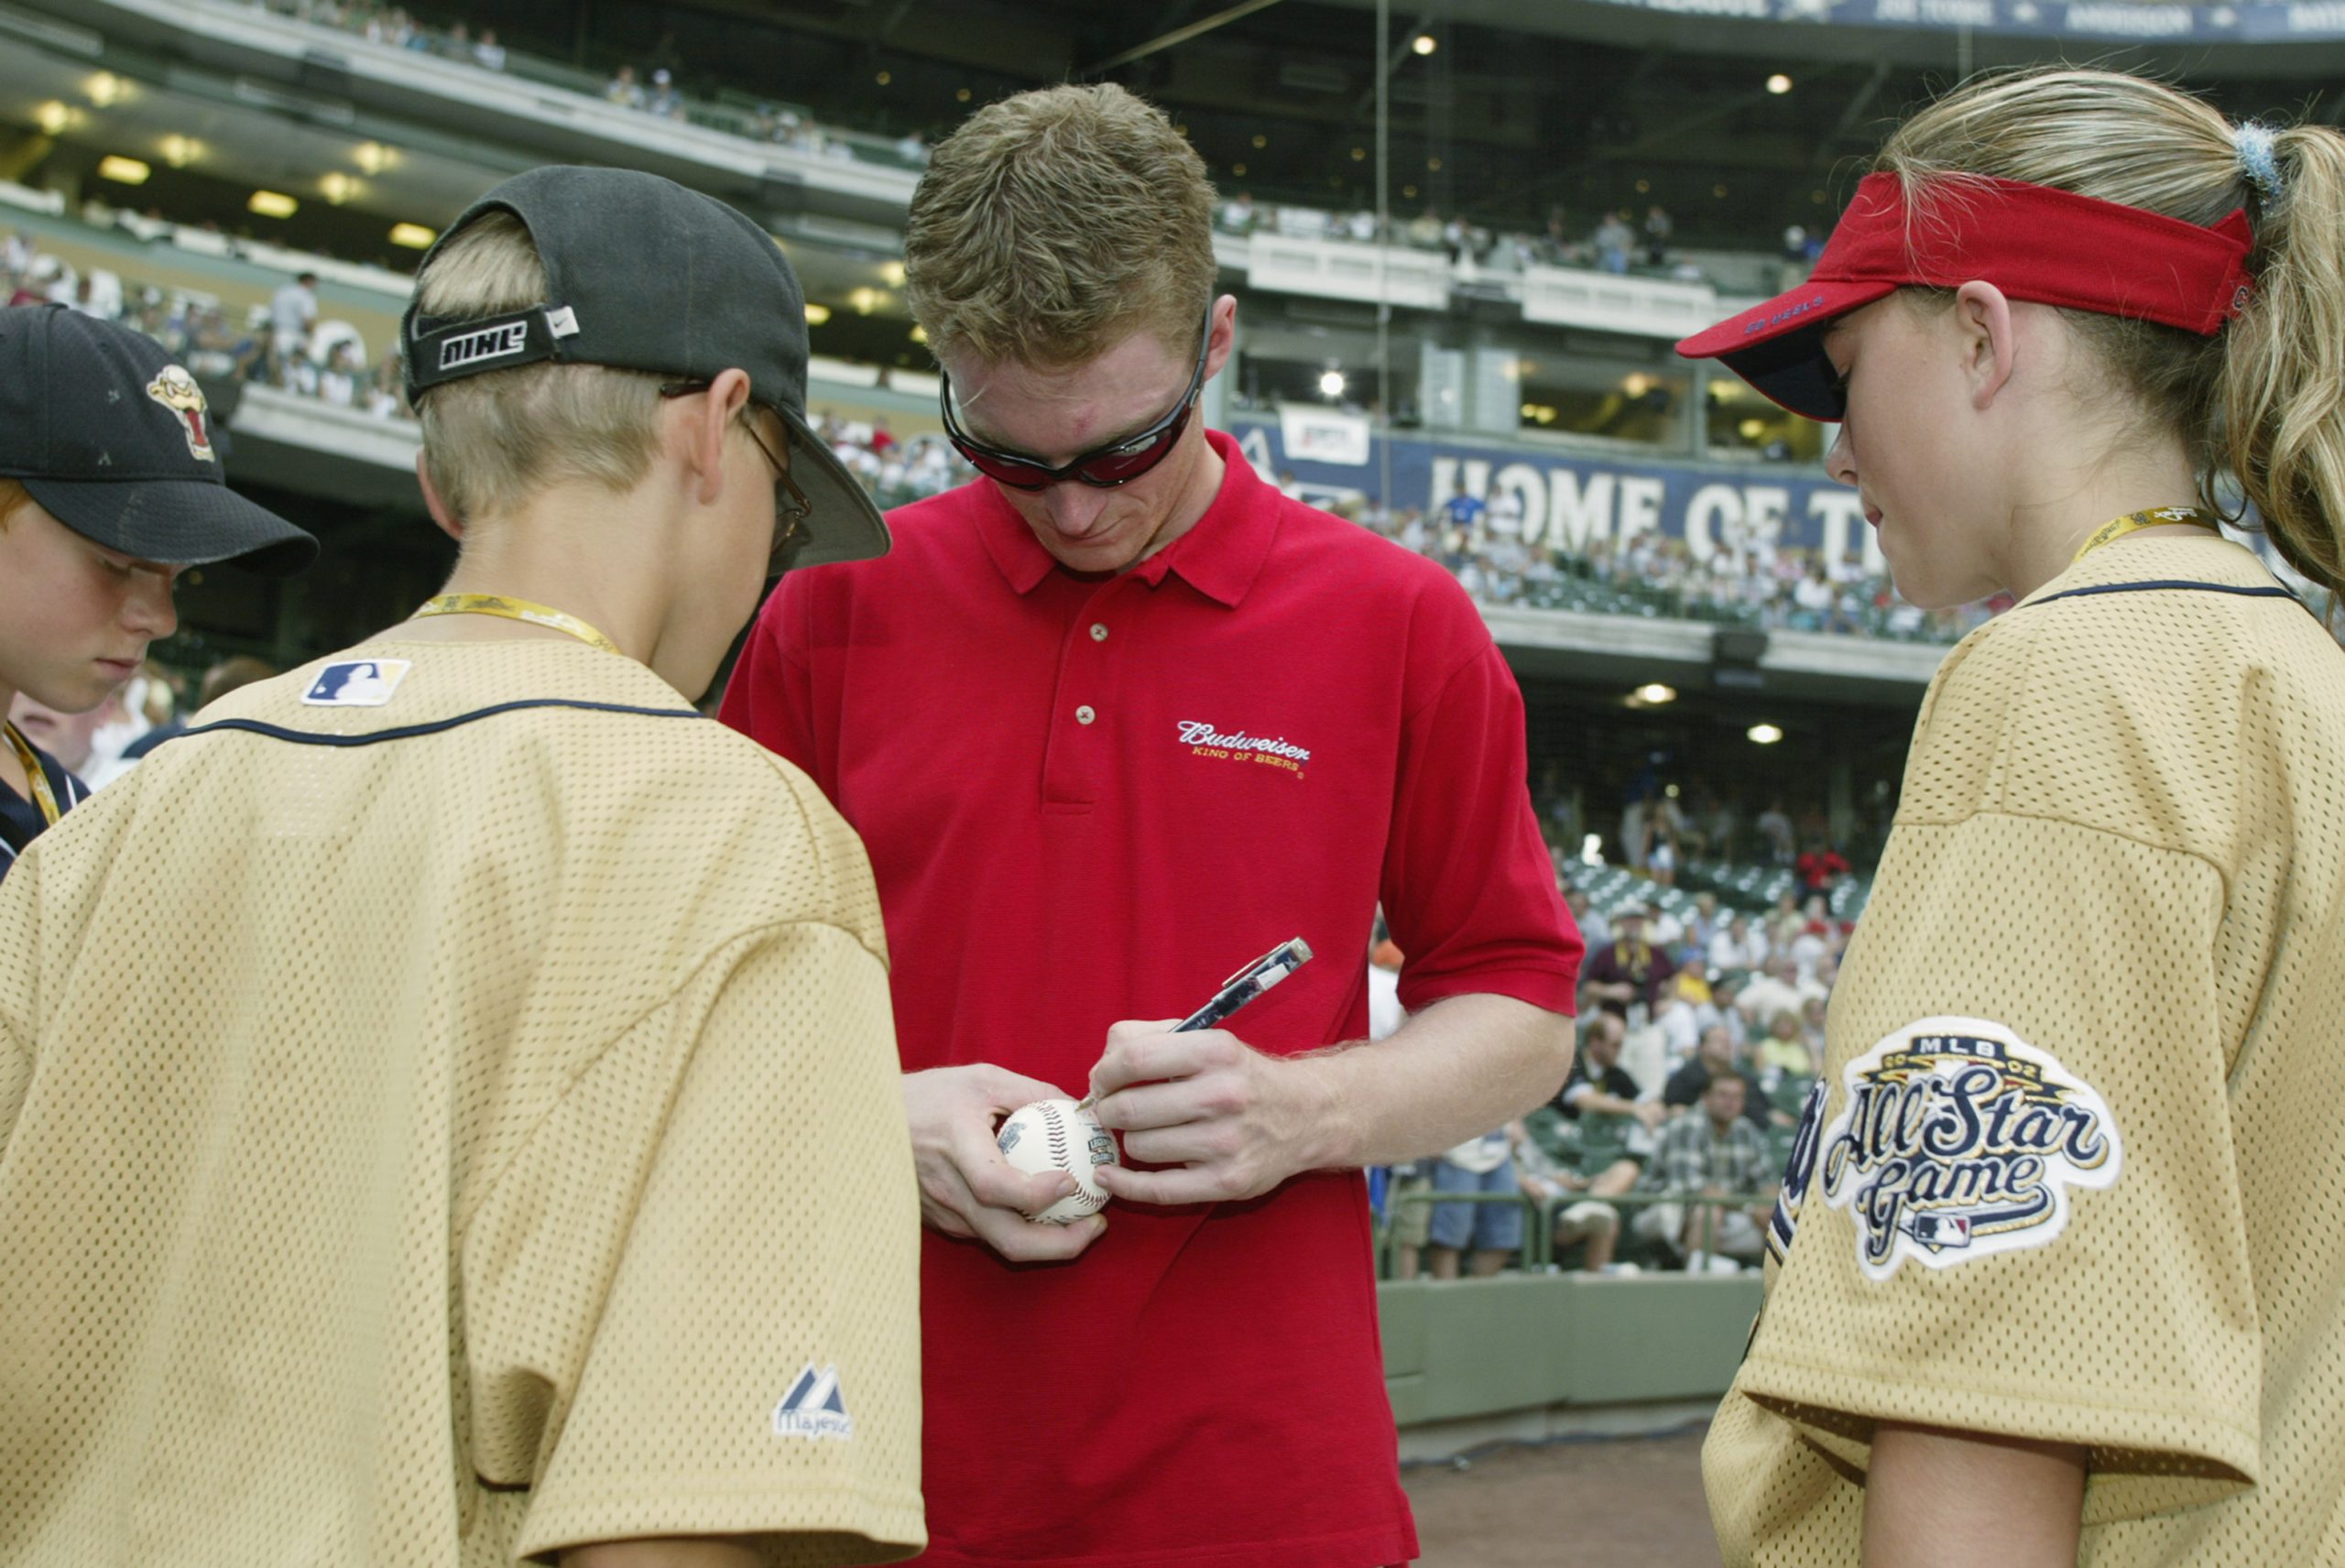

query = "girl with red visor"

[1678,68,2345,1568]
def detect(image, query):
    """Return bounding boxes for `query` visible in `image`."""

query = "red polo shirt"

[724,430,1578,1568]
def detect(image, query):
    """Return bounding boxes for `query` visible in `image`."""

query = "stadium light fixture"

[1748,724,1784,745]
[1233,162,1248,177]
[881,260,907,286]
[875,71,891,86]
[86,72,124,107]
[1412,33,1436,54]
[1351,147,1366,161]
[321,171,354,205]
[956,87,972,103]
[34,102,71,136]
[803,301,833,325]
[909,324,928,343]
[159,135,198,168]
[1766,73,1794,94]
[248,190,298,219]
[848,288,880,315]
[1252,133,1268,148]
[97,156,151,186]
[389,223,437,249]
[354,142,395,175]
[1318,369,1347,399]
[1636,683,1677,705]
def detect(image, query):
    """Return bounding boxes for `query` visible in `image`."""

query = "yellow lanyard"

[2072,506,2220,564]
[4,720,64,828]
[409,593,626,658]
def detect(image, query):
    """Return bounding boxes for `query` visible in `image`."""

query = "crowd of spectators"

[253,0,930,170]
[1385,872,1853,1279]
[1216,191,1716,288]
[1343,486,2001,644]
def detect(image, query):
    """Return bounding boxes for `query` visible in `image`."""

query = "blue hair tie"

[2234,124,2283,201]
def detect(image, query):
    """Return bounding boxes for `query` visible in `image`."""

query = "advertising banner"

[1229,414,1887,572]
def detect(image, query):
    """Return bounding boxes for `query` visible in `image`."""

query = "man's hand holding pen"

[1087,1019,1340,1207]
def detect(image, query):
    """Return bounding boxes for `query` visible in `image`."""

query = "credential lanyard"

[2072,506,2220,564]
[409,593,626,657]
[3,721,63,827]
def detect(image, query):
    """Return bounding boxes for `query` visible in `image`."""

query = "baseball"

[995,1096,1120,1224]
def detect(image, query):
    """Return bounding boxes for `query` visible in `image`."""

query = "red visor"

[1676,172,2254,419]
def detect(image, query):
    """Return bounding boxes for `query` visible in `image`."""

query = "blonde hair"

[411,212,666,524]
[1878,68,2345,599]
[903,83,1216,368]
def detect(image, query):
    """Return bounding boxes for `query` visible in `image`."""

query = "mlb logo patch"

[302,659,412,707]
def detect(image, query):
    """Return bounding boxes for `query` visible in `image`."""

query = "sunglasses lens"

[954,440,1054,490]
[1074,403,1191,486]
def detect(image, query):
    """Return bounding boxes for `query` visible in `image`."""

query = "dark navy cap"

[401,166,889,571]
[0,304,319,575]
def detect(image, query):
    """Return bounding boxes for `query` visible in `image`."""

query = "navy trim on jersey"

[1,742,88,878]
[2032,579,2307,609]
[179,697,705,749]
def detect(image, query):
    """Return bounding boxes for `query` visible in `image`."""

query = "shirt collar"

[969,429,1282,608]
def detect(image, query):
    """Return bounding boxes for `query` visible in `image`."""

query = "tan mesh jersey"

[1708,537,2345,1566]
[0,638,923,1567]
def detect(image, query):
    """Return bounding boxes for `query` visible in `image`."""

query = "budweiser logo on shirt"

[1176,720,1311,779]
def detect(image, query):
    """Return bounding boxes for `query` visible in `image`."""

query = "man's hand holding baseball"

[902,1065,1106,1262]
[1086,1018,1333,1206]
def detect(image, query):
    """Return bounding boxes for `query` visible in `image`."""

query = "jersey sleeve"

[1743,809,2261,1526]
[1383,634,1581,1017]
[464,920,924,1562]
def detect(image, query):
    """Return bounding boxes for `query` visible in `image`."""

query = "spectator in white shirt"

[1708,912,1768,972]
[269,271,318,362]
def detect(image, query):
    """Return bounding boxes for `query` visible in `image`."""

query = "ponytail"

[2221,125,2345,600]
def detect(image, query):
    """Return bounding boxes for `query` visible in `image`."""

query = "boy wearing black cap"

[0,305,316,879]
[0,169,922,1565]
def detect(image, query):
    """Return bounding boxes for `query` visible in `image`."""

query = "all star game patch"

[1819,1016,2122,1281]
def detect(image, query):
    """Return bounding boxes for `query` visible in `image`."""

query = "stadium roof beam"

[1079,0,1291,76]
[1339,9,1440,128]
[1808,60,1891,178]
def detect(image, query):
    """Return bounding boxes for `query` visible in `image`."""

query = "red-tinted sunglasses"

[939,306,1214,490]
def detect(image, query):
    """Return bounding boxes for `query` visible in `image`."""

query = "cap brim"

[775,409,891,571]
[24,474,319,577]
[1674,278,1897,420]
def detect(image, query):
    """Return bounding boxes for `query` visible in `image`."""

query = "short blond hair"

[412,212,666,524]
[903,83,1216,368]
[1880,68,2345,601]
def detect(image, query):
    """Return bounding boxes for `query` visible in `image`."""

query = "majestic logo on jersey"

[145,365,214,462]
[1819,1016,2121,1281]
[1175,720,1311,779]
[1766,1076,1830,1265]
[771,1362,854,1441]
[301,659,412,707]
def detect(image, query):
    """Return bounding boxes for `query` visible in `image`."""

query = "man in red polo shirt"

[723,82,1581,1568]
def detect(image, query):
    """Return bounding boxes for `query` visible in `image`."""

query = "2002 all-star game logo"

[1816,1016,2121,1280]
[1176,720,1311,779]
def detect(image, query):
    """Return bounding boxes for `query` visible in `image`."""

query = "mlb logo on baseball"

[302,659,412,707]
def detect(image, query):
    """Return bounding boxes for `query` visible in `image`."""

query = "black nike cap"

[401,165,889,572]
[0,304,319,576]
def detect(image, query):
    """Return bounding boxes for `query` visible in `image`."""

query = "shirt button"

[1075,704,1096,725]
[1089,623,1109,642]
